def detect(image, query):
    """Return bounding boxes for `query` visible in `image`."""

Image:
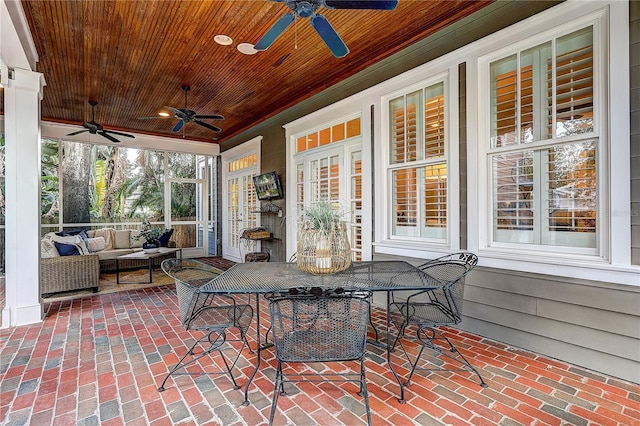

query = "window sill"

[477,248,640,287]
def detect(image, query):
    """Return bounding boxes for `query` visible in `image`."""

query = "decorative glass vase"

[297,221,351,275]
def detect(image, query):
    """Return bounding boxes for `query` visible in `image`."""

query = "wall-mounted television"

[253,171,284,201]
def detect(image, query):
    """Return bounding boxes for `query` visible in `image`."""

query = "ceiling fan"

[66,100,135,143]
[139,85,224,133]
[254,0,398,58]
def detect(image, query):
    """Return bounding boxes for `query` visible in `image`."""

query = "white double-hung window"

[481,15,608,258]
[387,78,450,243]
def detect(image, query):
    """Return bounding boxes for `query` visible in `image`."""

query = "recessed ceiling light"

[158,112,170,117]
[214,34,233,46]
[237,43,257,55]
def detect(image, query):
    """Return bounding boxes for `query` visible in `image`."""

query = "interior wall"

[255,124,286,261]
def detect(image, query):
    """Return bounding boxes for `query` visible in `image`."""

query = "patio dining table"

[208,260,444,404]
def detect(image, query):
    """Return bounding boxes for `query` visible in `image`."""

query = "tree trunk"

[100,147,126,218]
[62,142,92,224]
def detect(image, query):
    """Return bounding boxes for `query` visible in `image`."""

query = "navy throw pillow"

[56,229,90,253]
[158,229,174,247]
[56,229,86,236]
[54,242,80,256]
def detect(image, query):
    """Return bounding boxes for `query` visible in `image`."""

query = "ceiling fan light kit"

[254,0,398,58]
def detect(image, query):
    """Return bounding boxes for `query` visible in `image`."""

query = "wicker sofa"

[40,227,175,297]
[40,253,100,298]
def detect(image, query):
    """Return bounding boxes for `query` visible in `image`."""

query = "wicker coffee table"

[115,248,182,284]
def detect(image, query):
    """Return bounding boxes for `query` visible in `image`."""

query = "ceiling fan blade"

[194,120,222,132]
[194,114,224,120]
[138,116,171,120]
[172,120,185,133]
[311,14,349,58]
[105,130,135,139]
[166,106,187,118]
[254,13,295,51]
[66,129,89,136]
[324,0,398,10]
[98,131,120,143]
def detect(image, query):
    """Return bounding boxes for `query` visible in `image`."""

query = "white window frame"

[467,1,635,284]
[486,25,599,254]
[376,66,460,257]
[383,74,452,244]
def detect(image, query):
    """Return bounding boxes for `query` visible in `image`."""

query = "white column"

[2,67,45,327]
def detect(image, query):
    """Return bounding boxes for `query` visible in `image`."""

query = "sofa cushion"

[41,239,60,258]
[48,234,90,255]
[130,230,144,248]
[113,230,131,249]
[54,241,80,256]
[87,236,106,253]
[56,229,91,251]
[88,228,115,250]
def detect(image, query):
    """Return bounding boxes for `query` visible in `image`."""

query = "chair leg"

[368,303,381,344]
[158,329,249,392]
[390,321,407,351]
[434,329,488,388]
[269,362,284,425]
[159,332,224,391]
[239,329,255,354]
[403,326,487,388]
[358,358,372,426]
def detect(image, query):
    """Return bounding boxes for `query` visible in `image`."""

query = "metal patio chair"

[158,258,253,392]
[389,252,488,388]
[263,252,299,347]
[267,287,372,425]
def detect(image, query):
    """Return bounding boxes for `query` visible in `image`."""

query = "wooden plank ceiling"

[12,0,494,144]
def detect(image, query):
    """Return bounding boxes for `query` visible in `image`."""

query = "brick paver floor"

[1,260,639,425]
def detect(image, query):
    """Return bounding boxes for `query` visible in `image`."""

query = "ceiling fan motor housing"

[295,1,317,18]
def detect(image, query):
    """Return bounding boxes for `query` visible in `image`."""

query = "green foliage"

[133,219,163,243]
[40,139,59,219]
[124,150,165,220]
[171,182,197,218]
[299,201,345,231]
[40,140,200,226]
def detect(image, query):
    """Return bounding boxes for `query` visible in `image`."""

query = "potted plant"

[135,219,163,253]
[297,201,351,274]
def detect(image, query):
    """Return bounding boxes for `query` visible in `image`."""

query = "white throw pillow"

[130,230,144,248]
[90,228,115,250]
[114,230,130,249]
[87,236,106,252]
[41,239,60,258]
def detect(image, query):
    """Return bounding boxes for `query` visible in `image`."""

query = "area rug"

[41,268,175,303]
